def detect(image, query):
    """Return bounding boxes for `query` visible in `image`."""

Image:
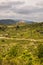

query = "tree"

[16,25,19,30]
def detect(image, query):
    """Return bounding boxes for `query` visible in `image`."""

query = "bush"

[37,44,43,58]
[8,46,18,57]
[0,55,3,65]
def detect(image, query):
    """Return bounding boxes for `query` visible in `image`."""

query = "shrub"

[37,44,43,58]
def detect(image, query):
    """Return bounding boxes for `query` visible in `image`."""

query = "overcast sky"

[0,0,43,22]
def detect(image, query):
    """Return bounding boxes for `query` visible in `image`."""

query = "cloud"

[0,0,43,22]
[36,1,43,7]
[17,6,43,14]
[0,1,24,11]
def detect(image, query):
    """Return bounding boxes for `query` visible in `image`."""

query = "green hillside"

[0,22,43,65]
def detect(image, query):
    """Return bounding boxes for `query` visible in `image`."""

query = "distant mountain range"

[0,19,33,24]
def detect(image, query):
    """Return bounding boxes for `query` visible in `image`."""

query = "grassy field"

[0,22,43,65]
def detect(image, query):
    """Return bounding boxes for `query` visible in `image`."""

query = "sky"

[0,0,43,22]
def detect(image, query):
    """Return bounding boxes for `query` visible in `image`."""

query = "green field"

[0,22,43,65]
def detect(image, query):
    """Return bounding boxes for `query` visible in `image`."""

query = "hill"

[0,19,18,24]
[0,19,33,24]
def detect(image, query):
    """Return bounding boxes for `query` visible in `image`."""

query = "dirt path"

[0,37,43,42]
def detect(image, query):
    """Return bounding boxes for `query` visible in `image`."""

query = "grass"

[0,22,43,65]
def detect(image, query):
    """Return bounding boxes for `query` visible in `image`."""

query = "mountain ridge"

[0,19,33,24]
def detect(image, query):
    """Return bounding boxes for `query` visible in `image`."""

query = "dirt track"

[0,37,43,42]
